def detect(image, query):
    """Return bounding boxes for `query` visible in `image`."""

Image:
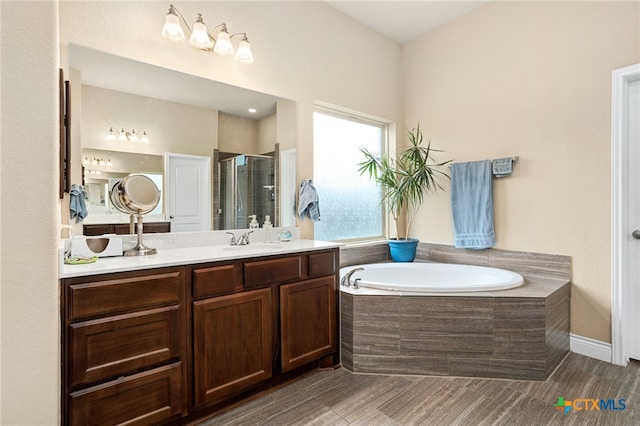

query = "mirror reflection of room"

[70,46,296,235]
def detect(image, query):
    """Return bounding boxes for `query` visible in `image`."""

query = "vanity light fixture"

[83,157,112,167]
[161,4,254,64]
[115,128,148,143]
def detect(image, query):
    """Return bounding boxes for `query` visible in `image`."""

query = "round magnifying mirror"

[121,174,160,214]
[109,174,161,256]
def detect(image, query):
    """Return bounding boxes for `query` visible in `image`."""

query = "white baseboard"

[570,333,612,363]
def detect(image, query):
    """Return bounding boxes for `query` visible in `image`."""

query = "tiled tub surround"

[339,243,571,381]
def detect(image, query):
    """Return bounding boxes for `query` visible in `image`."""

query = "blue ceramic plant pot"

[388,238,419,262]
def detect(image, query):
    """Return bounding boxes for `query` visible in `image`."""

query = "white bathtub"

[339,262,524,293]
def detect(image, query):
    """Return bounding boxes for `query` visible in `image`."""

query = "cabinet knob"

[633,230,640,240]
[169,215,174,219]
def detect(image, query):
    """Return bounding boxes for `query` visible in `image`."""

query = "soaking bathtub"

[339,262,524,294]
[338,261,570,380]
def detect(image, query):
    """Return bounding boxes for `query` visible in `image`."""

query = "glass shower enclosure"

[219,154,275,229]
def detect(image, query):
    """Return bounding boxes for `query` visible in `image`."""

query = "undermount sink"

[221,243,285,252]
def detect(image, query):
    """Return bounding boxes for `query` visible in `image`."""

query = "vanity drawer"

[68,305,182,388]
[308,251,337,278]
[68,362,183,426]
[66,269,183,321]
[192,263,241,299]
[243,256,303,288]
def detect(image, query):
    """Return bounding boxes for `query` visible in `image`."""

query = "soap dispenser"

[263,215,273,242]
[249,214,259,229]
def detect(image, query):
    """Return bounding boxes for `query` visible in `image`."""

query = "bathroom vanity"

[59,240,339,425]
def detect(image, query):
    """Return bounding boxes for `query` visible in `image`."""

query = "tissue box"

[71,237,123,258]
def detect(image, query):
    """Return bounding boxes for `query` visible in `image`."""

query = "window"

[313,109,386,242]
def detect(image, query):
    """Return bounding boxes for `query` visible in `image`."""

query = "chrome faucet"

[226,231,253,246]
[237,230,253,245]
[341,267,364,287]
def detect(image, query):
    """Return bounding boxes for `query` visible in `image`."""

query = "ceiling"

[325,1,489,44]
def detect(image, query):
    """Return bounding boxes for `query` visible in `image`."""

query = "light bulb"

[119,128,127,141]
[161,8,185,41]
[213,28,233,55]
[235,37,254,64]
[189,15,213,49]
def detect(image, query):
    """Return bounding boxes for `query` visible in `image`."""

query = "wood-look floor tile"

[200,354,640,426]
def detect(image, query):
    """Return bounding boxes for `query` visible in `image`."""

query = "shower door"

[220,154,275,229]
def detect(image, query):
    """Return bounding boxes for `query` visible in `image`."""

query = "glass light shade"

[235,39,254,64]
[140,131,149,143]
[161,13,185,41]
[213,30,234,56]
[107,127,117,140]
[130,130,139,142]
[189,21,213,49]
[119,128,127,141]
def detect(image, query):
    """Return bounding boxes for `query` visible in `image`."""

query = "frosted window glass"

[313,111,385,241]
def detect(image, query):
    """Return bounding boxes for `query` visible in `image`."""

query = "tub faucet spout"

[342,267,364,287]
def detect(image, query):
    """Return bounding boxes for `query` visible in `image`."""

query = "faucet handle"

[238,230,253,245]
[226,232,237,246]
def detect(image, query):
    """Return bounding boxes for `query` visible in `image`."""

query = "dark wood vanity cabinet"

[83,221,171,236]
[61,248,339,425]
[61,267,187,426]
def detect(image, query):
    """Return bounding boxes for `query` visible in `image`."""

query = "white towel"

[298,179,320,221]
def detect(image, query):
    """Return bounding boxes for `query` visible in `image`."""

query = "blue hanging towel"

[298,179,320,222]
[492,157,513,177]
[450,160,496,249]
[70,184,88,223]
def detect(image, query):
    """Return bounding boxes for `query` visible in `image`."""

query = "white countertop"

[60,239,341,279]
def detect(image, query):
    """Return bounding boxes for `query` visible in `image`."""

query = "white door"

[165,153,211,232]
[627,77,640,360]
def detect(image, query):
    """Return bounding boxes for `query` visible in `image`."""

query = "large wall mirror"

[67,45,297,234]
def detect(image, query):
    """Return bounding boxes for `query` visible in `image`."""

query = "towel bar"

[449,156,519,168]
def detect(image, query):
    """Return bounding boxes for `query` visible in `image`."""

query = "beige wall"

[82,85,219,157]
[403,1,640,343]
[1,1,61,424]
[218,112,260,154]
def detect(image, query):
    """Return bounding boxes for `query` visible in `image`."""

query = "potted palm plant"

[358,125,451,262]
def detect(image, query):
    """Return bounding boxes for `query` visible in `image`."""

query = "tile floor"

[201,353,639,425]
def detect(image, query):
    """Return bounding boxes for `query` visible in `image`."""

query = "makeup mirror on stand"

[110,174,161,256]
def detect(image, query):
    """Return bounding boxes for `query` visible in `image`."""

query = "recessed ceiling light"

[248,108,257,114]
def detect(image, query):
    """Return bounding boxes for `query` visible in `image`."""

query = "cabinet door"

[280,276,337,372]
[193,288,272,407]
